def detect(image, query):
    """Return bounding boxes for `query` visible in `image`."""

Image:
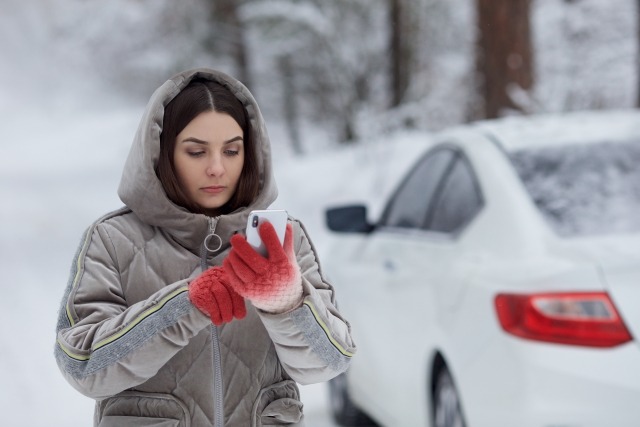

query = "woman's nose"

[206,156,225,176]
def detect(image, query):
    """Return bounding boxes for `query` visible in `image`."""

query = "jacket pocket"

[252,380,304,426]
[97,391,190,427]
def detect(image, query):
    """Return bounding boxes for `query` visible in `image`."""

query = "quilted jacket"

[54,68,356,427]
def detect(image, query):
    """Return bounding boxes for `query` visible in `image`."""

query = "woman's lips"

[201,186,225,194]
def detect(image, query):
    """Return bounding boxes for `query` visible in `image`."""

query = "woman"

[54,68,356,427]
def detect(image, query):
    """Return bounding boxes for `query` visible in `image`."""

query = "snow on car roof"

[469,109,640,152]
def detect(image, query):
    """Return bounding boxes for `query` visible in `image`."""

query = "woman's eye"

[188,151,205,157]
[224,150,240,156]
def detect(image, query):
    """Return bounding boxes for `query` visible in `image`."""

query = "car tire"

[433,366,467,427]
[328,373,378,426]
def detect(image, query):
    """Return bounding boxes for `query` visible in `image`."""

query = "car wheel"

[434,367,466,427]
[328,373,378,426]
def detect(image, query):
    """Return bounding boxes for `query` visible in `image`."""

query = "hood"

[117,68,278,253]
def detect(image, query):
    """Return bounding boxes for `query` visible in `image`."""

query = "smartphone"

[245,209,288,257]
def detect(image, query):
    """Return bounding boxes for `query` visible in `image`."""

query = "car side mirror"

[325,205,374,233]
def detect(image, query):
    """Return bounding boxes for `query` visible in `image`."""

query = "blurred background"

[1,0,638,426]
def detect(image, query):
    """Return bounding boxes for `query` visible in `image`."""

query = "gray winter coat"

[54,68,356,427]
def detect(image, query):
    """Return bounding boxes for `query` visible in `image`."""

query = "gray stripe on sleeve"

[55,291,193,380]
[289,304,351,374]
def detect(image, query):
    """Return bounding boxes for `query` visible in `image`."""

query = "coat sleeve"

[257,219,357,385]
[54,219,210,400]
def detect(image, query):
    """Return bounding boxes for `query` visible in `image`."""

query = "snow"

[240,1,331,38]
[531,0,638,113]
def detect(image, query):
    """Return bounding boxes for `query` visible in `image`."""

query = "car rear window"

[508,140,640,237]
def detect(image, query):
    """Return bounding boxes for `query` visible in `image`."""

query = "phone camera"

[252,215,259,228]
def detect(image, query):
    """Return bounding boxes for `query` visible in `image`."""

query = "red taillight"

[494,292,633,348]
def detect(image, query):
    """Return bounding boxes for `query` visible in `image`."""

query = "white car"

[323,110,640,427]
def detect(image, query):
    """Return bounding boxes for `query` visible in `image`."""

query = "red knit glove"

[223,222,303,313]
[188,266,246,325]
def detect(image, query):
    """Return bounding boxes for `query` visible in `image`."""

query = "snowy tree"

[45,0,232,100]
[357,0,477,135]
[240,0,389,144]
[204,0,253,89]
[530,0,637,113]
[6,0,637,146]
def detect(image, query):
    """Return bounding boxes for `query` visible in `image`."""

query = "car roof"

[457,109,640,153]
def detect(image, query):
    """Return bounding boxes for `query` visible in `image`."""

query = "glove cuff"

[188,274,215,317]
[251,280,304,314]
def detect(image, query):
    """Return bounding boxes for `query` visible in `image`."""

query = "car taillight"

[494,292,633,348]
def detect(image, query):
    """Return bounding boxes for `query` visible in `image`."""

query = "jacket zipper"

[201,217,224,427]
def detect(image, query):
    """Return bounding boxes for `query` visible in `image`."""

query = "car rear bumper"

[460,337,640,427]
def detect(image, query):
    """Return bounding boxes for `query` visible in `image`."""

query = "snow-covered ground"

[0,64,431,425]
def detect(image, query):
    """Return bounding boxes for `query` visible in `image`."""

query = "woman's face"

[173,110,245,213]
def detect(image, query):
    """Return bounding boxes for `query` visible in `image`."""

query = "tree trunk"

[278,55,303,155]
[209,0,252,89]
[475,0,534,118]
[389,0,413,107]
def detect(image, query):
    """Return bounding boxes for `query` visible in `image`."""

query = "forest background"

[3,0,638,152]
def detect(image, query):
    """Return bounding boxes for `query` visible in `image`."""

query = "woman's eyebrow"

[224,136,243,144]
[181,137,208,145]
[181,136,243,144]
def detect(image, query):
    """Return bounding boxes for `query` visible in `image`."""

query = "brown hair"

[156,78,260,216]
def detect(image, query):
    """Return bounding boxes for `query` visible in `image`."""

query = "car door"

[346,147,453,414]
[347,145,484,423]
[425,151,484,313]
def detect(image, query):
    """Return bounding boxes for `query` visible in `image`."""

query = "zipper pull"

[204,217,222,253]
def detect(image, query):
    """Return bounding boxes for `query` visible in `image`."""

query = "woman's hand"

[224,222,303,313]
[188,266,247,325]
